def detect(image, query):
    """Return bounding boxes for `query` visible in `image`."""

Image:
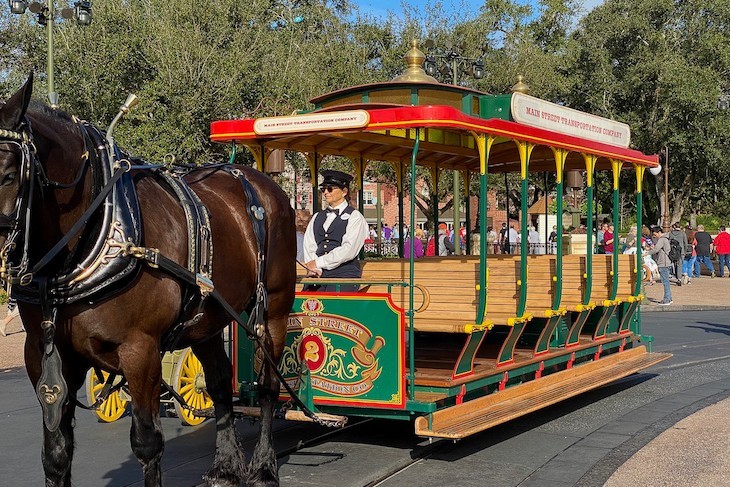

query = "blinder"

[0,122,36,290]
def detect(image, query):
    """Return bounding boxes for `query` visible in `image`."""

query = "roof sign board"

[510,93,630,148]
[253,110,370,136]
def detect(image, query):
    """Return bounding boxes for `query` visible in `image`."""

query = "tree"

[564,0,730,225]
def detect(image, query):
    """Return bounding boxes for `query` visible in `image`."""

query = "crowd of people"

[613,222,730,306]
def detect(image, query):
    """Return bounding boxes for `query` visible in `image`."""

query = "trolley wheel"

[172,348,213,426]
[85,369,129,423]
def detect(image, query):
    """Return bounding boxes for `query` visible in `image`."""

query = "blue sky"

[354,0,604,21]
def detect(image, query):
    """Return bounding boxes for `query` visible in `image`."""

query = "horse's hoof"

[203,469,243,487]
[245,470,279,487]
[202,477,240,487]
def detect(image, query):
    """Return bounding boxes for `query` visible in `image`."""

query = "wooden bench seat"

[615,254,638,300]
[524,255,559,317]
[360,256,523,332]
[559,255,588,311]
[590,255,613,304]
[297,252,635,334]
[361,257,483,333]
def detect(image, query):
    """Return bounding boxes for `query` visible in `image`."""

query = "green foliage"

[1,0,727,227]
[695,215,723,233]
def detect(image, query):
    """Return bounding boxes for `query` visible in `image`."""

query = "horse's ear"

[0,73,34,130]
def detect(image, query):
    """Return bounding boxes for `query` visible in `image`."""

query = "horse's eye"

[1,172,17,186]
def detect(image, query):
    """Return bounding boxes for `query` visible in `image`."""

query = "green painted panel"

[479,94,513,120]
[279,294,406,409]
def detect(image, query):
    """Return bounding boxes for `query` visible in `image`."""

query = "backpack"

[668,236,682,263]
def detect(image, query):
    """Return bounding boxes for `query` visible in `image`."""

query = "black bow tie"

[326,208,340,215]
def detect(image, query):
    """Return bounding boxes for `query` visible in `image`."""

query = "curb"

[640,305,730,313]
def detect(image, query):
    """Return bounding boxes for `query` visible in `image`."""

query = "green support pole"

[474,135,491,323]
[408,130,420,400]
[432,168,439,239]
[312,152,320,212]
[635,165,645,297]
[583,155,596,306]
[398,164,405,258]
[552,150,566,310]
[359,157,366,260]
[465,170,471,254]
[610,161,622,300]
[453,169,461,255]
[517,142,532,317]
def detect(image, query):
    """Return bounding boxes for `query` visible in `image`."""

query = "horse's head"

[0,74,34,283]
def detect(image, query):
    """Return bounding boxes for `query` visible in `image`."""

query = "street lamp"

[8,0,93,108]
[422,39,484,86]
[422,39,484,254]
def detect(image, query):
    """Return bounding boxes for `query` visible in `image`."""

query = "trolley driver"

[303,169,369,292]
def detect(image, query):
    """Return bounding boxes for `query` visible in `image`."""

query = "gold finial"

[511,75,530,94]
[392,40,439,83]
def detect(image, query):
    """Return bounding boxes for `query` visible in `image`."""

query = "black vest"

[313,206,361,278]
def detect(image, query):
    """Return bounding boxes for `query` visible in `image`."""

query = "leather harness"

[0,118,333,431]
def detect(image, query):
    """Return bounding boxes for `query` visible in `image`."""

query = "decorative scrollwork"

[71,221,131,284]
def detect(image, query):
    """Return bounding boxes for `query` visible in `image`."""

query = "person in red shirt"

[603,223,615,254]
[714,226,730,277]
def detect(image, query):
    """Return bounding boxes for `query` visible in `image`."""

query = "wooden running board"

[414,346,671,440]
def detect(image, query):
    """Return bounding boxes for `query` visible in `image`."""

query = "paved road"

[2,310,729,487]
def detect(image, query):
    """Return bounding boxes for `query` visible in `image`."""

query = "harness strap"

[126,248,326,424]
[74,369,128,411]
[18,165,127,284]
[224,166,268,337]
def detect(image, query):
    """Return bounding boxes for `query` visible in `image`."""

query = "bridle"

[0,122,37,291]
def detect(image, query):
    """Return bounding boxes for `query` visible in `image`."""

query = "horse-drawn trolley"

[207,41,672,440]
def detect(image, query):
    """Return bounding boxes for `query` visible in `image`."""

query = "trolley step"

[414,346,671,440]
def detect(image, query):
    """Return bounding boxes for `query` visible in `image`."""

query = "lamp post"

[662,146,670,231]
[422,40,484,255]
[8,0,93,108]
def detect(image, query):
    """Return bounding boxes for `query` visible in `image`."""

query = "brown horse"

[0,75,295,486]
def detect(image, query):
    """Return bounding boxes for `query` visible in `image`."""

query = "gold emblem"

[40,384,62,404]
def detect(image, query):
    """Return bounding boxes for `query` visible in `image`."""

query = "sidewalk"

[605,396,730,486]
[610,272,730,486]
[640,272,730,312]
[0,304,24,370]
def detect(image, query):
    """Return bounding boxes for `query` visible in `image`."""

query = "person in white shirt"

[528,225,541,254]
[508,225,518,254]
[303,170,369,292]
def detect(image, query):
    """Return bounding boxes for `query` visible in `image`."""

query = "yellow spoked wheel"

[172,348,213,426]
[85,369,129,423]
[642,264,653,282]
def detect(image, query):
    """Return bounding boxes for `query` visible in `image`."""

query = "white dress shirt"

[303,200,369,271]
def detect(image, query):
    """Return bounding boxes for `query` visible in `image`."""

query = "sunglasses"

[320,185,342,193]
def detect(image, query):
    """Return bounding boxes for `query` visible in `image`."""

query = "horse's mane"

[28,100,81,139]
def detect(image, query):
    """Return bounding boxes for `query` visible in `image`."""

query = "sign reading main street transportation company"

[510,93,631,148]
[253,110,370,135]
[280,293,405,408]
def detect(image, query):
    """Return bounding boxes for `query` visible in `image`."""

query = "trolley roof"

[210,104,658,173]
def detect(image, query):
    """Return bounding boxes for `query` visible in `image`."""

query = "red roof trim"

[210,105,658,166]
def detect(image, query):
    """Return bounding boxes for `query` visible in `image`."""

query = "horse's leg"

[41,380,83,487]
[192,334,247,487]
[25,336,85,487]
[247,317,285,487]
[121,337,165,487]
